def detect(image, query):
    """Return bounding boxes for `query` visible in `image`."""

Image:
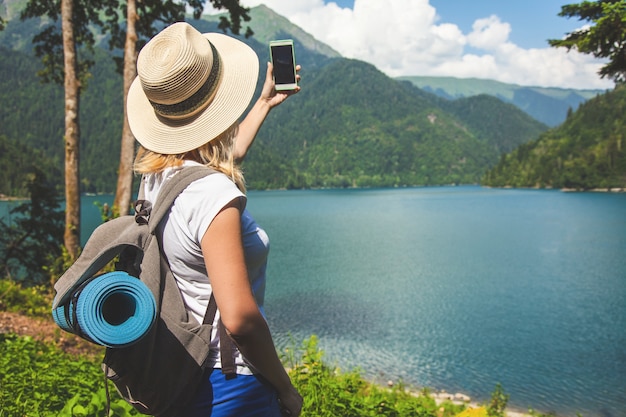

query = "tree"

[111,0,139,218]
[20,0,252,260]
[106,0,252,216]
[486,383,509,417]
[549,0,626,83]
[0,168,64,286]
[60,0,80,260]
[21,0,108,260]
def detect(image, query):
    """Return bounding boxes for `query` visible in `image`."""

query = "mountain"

[397,76,605,127]
[438,94,549,155]
[483,84,626,190]
[0,5,547,194]
[205,4,341,59]
[0,0,27,21]
[242,59,547,189]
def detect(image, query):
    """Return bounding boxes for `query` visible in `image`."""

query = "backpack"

[52,166,235,416]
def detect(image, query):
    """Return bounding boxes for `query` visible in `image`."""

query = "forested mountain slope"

[243,59,547,189]
[483,85,626,190]
[439,94,548,155]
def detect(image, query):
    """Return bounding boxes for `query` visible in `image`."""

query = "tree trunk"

[61,0,81,259]
[112,0,139,217]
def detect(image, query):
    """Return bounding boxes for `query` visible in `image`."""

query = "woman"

[126,22,302,417]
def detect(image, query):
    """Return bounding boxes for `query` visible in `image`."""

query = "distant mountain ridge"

[398,76,605,127]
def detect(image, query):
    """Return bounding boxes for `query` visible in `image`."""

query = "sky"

[220,0,615,90]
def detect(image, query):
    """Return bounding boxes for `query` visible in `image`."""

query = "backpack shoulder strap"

[147,166,216,233]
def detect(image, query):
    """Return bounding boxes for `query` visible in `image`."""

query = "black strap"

[203,293,218,326]
[218,319,236,377]
[203,293,236,377]
[103,365,112,417]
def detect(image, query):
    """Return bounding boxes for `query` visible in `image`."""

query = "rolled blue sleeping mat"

[52,271,157,348]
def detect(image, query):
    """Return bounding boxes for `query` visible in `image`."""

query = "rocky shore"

[382,379,533,417]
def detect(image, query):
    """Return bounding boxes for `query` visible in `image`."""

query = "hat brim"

[127,32,260,154]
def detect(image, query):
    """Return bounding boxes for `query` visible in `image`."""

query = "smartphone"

[269,39,297,91]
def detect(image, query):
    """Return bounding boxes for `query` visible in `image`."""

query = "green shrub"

[0,167,64,286]
[0,279,52,318]
[486,383,509,417]
[0,334,137,416]
[283,336,464,417]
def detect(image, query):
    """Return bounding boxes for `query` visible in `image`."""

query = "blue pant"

[182,368,283,417]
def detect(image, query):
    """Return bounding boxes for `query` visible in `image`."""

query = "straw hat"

[127,22,259,154]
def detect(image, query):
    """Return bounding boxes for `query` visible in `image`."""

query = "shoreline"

[0,195,27,202]
[380,378,590,417]
[2,184,626,202]
[429,390,531,417]
[384,381,534,417]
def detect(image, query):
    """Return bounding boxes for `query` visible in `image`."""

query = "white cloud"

[236,0,614,90]
[467,15,511,50]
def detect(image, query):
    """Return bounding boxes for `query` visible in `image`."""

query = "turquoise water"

[246,186,626,417]
[3,186,625,416]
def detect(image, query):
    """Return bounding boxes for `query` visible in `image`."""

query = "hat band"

[149,41,223,120]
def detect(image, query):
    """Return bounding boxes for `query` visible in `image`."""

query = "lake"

[2,186,625,417]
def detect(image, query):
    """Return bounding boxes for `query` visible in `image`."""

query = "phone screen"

[271,44,296,85]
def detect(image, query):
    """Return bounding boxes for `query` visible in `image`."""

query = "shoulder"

[185,171,243,196]
[142,164,244,204]
[171,168,246,242]
[177,170,245,208]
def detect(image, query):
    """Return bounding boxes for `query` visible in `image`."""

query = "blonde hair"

[134,123,245,192]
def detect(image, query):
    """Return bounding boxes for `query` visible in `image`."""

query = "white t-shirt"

[142,161,270,374]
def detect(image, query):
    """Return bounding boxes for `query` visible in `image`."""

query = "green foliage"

[283,336,464,417]
[549,0,626,83]
[44,245,82,288]
[0,334,137,416]
[0,45,123,194]
[0,331,462,417]
[0,167,64,286]
[483,84,626,190]
[20,0,107,86]
[0,279,52,317]
[486,383,509,417]
[99,0,253,76]
[0,134,62,197]
[440,94,548,154]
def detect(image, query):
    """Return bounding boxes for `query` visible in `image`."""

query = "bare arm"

[201,201,302,416]
[234,62,301,163]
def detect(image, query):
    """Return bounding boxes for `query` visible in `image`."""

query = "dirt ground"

[0,311,103,357]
